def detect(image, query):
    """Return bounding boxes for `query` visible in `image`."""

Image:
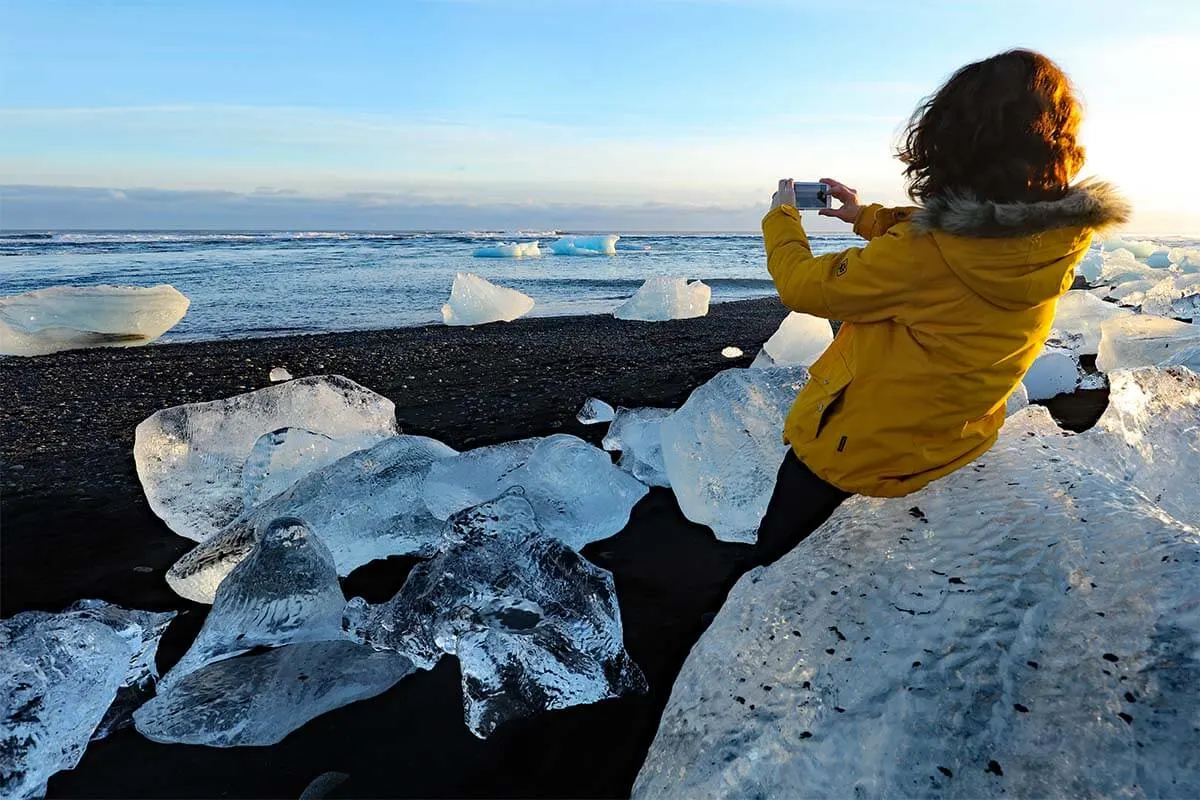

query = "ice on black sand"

[441,272,534,326]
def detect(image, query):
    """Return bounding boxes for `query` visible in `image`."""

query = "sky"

[1,0,1198,232]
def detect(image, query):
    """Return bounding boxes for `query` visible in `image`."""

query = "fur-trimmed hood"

[911,179,1130,239]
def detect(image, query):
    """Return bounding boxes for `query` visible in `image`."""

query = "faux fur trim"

[910,179,1131,238]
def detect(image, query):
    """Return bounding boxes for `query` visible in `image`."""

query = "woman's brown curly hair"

[898,49,1086,204]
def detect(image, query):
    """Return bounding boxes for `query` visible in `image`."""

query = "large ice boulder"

[660,367,809,543]
[756,312,833,368]
[422,434,648,551]
[1051,290,1133,355]
[1,602,175,799]
[134,375,397,542]
[137,519,415,747]
[549,235,619,256]
[346,490,646,738]
[602,407,674,487]
[1022,343,1082,400]
[635,369,1200,798]
[472,241,540,258]
[1096,316,1200,373]
[167,435,456,604]
[440,272,535,326]
[0,284,190,356]
[614,277,710,322]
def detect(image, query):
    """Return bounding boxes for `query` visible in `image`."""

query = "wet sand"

[0,297,1108,798]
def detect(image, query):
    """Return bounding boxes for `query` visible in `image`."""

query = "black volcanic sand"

[0,298,1109,799]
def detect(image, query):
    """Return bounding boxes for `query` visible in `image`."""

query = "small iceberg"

[441,273,535,326]
[550,235,620,256]
[614,277,710,322]
[472,241,541,258]
[0,284,190,356]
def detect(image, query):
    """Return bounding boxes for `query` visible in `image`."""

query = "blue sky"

[2,0,1198,231]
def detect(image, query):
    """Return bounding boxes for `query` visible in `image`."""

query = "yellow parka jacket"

[762,181,1130,497]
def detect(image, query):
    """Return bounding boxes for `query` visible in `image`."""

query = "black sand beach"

[0,297,1109,799]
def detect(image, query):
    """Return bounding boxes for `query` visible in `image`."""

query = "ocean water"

[0,231,859,342]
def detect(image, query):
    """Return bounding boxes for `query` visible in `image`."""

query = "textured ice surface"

[602,407,674,487]
[1102,235,1164,260]
[168,435,456,603]
[635,375,1200,799]
[1141,274,1200,321]
[134,641,414,747]
[1170,248,1200,271]
[761,312,833,367]
[1,602,175,799]
[549,235,619,256]
[721,346,743,358]
[162,519,349,688]
[1107,279,1159,308]
[269,367,293,382]
[347,490,646,738]
[1096,316,1200,373]
[135,375,397,542]
[1163,344,1200,370]
[422,434,647,550]
[1051,290,1133,354]
[241,426,383,510]
[1022,344,1081,400]
[576,397,616,425]
[472,241,541,258]
[613,277,710,322]
[1005,381,1029,416]
[0,284,189,356]
[661,366,809,543]
[1097,249,1161,285]
[440,272,535,326]
[139,518,416,747]
[1075,249,1104,284]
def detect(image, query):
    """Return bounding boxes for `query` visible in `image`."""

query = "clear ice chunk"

[1141,274,1200,321]
[760,312,833,367]
[1101,235,1164,260]
[602,407,674,488]
[269,367,293,382]
[635,379,1200,798]
[1096,316,1200,373]
[1169,248,1200,272]
[134,375,397,542]
[1,602,175,799]
[241,426,384,509]
[1022,343,1081,400]
[348,490,646,738]
[1097,248,1161,285]
[133,641,415,748]
[1051,290,1133,355]
[167,435,456,604]
[613,278,711,321]
[1107,278,1159,307]
[440,272,535,326]
[748,348,777,369]
[660,366,809,543]
[576,397,616,425]
[472,241,541,258]
[1075,249,1104,284]
[549,235,619,256]
[0,284,189,357]
[161,518,349,688]
[422,434,648,550]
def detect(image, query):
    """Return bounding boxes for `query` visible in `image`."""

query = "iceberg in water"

[1,602,175,799]
[660,367,809,543]
[576,397,616,425]
[422,434,648,551]
[134,375,397,542]
[137,518,416,747]
[635,369,1200,799]
[614,277,711,322]
[1022,343,1082,400]
[472,241,541,258]
[346,490,646,738]
[1096,316,1200,373]
[441,272,535,326]
[550,235,619,256]
[1051,290,1133,355]
[0,284,190,356]
[758,312,833,368]
[602,407,674,488]
[167,435,456,604]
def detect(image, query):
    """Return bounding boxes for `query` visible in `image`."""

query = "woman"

[753,49,1130,568]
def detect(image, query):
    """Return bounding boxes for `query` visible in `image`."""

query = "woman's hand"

[817,177,862,223]
[770,178,795,210]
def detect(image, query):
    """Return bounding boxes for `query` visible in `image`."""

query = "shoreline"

[0,296,1110,798]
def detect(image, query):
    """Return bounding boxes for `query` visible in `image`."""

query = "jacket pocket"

[788,353,853,444]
